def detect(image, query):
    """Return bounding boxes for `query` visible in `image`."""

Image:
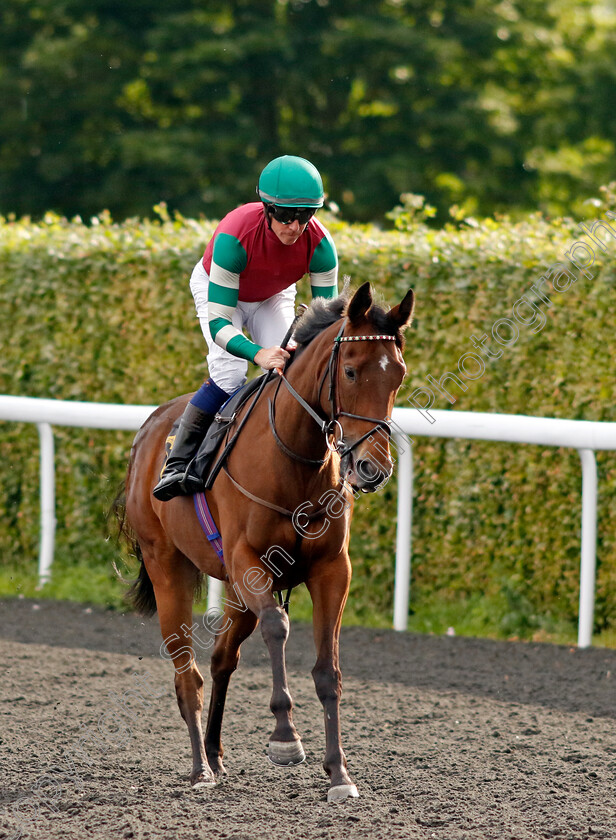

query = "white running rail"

[1,395,615,648]
[390,408,616,648]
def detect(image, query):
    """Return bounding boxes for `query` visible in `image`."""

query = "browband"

[334,334,396,343]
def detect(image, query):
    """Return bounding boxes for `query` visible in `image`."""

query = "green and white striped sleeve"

[309,229,338,299]
[208,233,261,362]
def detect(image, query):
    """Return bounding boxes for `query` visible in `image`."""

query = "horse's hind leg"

[145,545,216,788]
[204,600,258,776]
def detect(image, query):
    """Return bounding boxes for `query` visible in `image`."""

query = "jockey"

[153,155,339,501]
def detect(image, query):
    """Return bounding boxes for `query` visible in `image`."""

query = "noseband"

[271,318,397,463]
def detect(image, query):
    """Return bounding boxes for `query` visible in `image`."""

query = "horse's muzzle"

[340,450,393,494]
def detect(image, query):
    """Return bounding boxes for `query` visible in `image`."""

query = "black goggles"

[268,205,316,225]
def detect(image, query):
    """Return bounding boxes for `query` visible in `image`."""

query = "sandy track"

[1,598,615,840]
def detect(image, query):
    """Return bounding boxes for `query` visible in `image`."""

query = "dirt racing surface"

[0,597,615,840]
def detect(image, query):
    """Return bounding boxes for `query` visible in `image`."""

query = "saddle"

[192,373,269,490]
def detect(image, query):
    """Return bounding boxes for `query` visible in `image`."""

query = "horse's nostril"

[356,458,381,483]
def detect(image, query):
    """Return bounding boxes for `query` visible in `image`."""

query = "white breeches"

[189,259,297,393]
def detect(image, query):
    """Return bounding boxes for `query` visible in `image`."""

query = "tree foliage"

[1,0,615,221]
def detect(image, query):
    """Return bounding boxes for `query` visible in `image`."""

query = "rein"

[204,311,304,489]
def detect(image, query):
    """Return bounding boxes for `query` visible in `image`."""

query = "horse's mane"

[293,295,348,347]
[293,289,404,350]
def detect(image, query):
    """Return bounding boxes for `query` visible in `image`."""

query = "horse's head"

[327,282,414,493]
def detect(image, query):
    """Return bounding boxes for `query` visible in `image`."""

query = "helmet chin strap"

[264,204,274,231]
[256,190,274,230]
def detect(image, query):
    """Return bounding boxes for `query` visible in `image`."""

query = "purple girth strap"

[193,492,225,566]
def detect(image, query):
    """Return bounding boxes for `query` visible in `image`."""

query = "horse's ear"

[388,288,415,330]
[347,282,373,323]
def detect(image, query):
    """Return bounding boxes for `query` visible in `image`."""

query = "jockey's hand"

[254,345,291,374]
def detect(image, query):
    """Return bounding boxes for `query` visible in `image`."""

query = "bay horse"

[116,282,414,803]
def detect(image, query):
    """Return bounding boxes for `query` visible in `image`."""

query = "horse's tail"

[126,548,157,616]
[109,482,158,617]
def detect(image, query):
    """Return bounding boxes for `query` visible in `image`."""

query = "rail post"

[393,433,413,631]
[36,422,56,586]
[207,576,224,613]
[577,448,598,648]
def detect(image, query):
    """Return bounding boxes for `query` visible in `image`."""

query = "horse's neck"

[226,329,338,505]
[268,329,333,459]
[287,330,331,408]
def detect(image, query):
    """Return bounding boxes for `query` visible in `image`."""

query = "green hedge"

[1,193,615,638]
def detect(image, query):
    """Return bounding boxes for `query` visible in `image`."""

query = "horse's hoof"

[207,757,227,777]
[191,770,216,789]
[327,783,359,803]
[268,739,306,766]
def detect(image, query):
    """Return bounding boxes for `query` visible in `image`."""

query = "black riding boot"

[153,403,214,501]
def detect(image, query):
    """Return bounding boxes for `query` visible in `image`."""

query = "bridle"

[270,318,398,465]
[220,316,399,520]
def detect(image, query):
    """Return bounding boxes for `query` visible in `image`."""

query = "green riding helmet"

[257,155,324,208]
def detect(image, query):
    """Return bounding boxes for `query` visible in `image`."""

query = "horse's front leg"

[306,553,358,802]
[229,549,305,766]
[260,602,305,765]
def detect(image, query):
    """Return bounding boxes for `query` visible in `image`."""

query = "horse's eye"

[344,366,356,381]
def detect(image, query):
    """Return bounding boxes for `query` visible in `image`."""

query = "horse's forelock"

[344,293,405,348]
[365,302,406,348]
